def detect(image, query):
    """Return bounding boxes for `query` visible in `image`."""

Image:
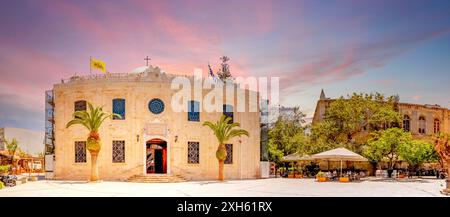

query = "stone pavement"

[0,178,447,197]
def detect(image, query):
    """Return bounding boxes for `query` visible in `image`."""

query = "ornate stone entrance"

[146,138,167,174]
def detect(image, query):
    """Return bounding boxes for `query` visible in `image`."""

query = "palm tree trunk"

[216,143,227,181]
[90,151,99,182]
[218,160,224,181]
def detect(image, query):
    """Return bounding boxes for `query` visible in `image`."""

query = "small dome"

[131,66,150,73]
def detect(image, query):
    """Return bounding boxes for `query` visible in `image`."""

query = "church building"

[46,65,262,181]
[313,90,450,136]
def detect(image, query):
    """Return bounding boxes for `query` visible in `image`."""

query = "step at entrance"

[127,174,187,183]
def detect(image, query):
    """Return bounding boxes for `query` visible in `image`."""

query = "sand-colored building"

[313,89,450,136]
[48,65,261,181]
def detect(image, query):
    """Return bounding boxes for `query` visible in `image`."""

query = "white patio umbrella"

[310,148,368,175]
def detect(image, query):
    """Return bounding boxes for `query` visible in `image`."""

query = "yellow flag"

[90,57,106,73]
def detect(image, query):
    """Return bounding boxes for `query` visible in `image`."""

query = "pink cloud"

[27,0,276,80]
[275,27,450,96]
[41,0,113,41]
[0,34,76,115]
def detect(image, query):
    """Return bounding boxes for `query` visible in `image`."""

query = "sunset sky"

[1,0,449,131]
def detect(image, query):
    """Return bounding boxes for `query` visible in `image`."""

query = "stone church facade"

[313,90,450,136]
[49,66,261,181]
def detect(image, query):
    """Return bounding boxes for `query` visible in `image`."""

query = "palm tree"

[5,138,18,166]
[203,115,249,181]
[66,102,120,182]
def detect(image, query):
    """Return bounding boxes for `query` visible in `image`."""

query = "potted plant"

[398,170,406,179]
[316,171,327,182]
[295,168,303,178]
[288,167,295,178]
[339,175,350,182]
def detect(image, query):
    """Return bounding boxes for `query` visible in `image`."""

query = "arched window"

[188,100,200,122]
[419,116,426,134]
[112,98,125,120]
[223,104,234,123]
[434,119,440,134]
[74,100,86,112]
[403,115,410,132]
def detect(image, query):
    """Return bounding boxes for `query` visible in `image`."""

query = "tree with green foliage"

[309,120,341,154]
[398,140,438,171]
[217,56,232,81]
[364,128,412,172]
[203,115,249,181]
[5,138,19,162]
[268,107,309,164]
[16,148,29,158]
[38,152,45,158]
[66,102,121,182]
[313,92,402,154]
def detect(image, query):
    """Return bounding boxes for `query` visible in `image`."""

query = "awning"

[310,147,368,162]
[310,147,368,175]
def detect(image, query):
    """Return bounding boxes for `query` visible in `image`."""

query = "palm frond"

[203,115,249,145]
[226,129,249,141]
[66,118,91,130]
[66,101,115,133]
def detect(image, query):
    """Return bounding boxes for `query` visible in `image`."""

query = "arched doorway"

[146,138,167,174]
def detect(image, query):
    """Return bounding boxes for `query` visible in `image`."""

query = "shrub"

[0,165,11,172]
[316,171,325,178]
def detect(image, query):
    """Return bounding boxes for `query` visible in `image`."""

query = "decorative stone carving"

[143,121,167,137]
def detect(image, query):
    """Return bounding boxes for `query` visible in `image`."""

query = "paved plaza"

[0,178,447,197]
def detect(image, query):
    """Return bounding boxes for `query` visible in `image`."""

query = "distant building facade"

[0,127,44,156]
[312,90,450,136]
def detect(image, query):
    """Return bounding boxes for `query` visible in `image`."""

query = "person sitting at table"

[332,170,337,180]
[407,170,413,179]
[359,171,365,177]
[326,171,332,179]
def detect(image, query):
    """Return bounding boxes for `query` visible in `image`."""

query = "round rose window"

[148,98,164,114]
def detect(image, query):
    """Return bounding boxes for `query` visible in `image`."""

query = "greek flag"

[208,63,218,83]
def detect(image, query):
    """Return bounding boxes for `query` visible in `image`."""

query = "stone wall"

[399,103,449,136]
[312,99,450,136]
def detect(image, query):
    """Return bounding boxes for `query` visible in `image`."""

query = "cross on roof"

[144,56,151,66]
